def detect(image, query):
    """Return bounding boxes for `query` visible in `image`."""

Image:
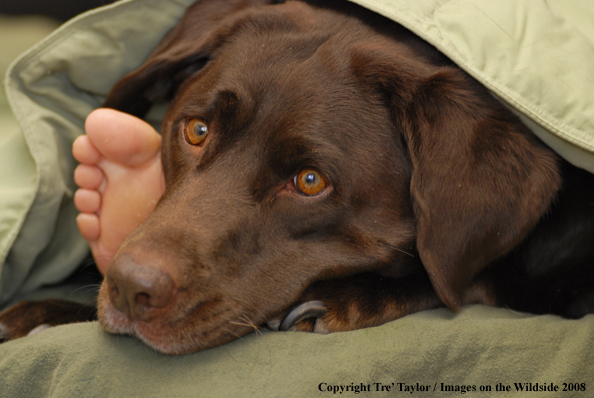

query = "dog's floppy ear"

[103,0,276,117]
[351,43,562,309]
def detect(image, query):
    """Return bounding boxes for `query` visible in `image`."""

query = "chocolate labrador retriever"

[2,0,594,354]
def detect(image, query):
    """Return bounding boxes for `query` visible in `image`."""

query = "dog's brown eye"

[294,169,327,196]
[185,119,208,145]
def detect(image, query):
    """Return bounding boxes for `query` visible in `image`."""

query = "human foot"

[72,108,165,275]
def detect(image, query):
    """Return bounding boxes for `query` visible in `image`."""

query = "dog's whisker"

[68,284,101,297]
[230,314,262,335]
[389,246,415,258]
[219,326,243,340]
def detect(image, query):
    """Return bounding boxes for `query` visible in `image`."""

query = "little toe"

[85,108,161,167]
[76,214,112,274]
[76,213,100,242]
[73,135,102,165]
[74,189,101,214]
[74,164,105,190]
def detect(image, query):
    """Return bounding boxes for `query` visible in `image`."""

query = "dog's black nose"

[106,254,177,321]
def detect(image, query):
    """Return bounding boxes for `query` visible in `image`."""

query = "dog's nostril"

[106,254,177,321]
[135,293,151,308]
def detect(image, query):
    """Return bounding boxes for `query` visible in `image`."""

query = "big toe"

[85,108,161,167]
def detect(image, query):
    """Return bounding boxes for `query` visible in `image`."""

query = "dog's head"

[97,0,561,354]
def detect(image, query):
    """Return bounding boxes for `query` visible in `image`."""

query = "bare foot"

[72,108,165,275]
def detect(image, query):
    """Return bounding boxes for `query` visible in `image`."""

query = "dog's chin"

[96,295,255,355]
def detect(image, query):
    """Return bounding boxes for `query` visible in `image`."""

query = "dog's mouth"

[97,284,261,354]
[97,277,329,354]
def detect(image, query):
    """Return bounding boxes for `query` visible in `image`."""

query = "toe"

[85,108,161,167]
[76,213,100,241]
[74,164,105,190]
[73,135,102,164]
[74,189,101,213]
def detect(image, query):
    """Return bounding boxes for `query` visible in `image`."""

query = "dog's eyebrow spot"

[246,132,341,204]
[266,114,348,174]
[176,85,244,126]
[268,136,320,175]
[213,90,241,123]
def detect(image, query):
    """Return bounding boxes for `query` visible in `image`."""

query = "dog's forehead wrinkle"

[223,1,334,56]
[214,5,373,101]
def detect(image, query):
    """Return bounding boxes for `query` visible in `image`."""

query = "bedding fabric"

[1,305,593,397]
[0,0,593,396]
